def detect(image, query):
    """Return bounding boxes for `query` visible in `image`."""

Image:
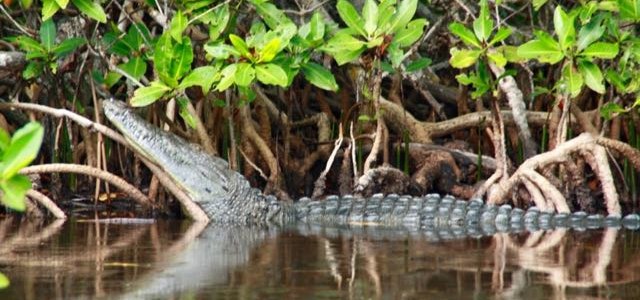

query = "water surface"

[0,218,639,299]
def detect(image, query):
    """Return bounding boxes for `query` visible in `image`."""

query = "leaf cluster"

[0,122,44,212]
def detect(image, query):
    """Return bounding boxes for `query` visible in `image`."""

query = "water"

[0,218,639,299]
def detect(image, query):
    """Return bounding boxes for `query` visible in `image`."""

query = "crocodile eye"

[205,187,212,193]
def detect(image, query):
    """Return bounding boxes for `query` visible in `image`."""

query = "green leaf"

[176,98,197,129]
[576,15,605,52]
[125,23,152,50]
[392,19,427,48]
[204,43,240,60]
[388,0,418,34]
[119,57,147,80]
[0,175,31,211]
[238,85,256,102]
[405,57,431,72]
[229,34,251,58]
[130,81,171,107]
[256,63,288,87]
[456,73,490,98]
[366,35,384,48]
[577,59,605,94]
[579,42,619,58]
[54,0,68,8]
[0,129,10,154]
[105,34,132,56]
[208,4,230,42]
[333,47,367,65]
[22,62,43,79]
[234,63,256,87]
[598,1,619,12]
[473,0,494,42]
[387,42,404,68]
[71,0,107,23]
[104,71,122,88]
[258,38,281,63]
[501,45,523,62]
[153,33,173,80]
[41,0,60,21]
[605,69,628,92]
[553,6,576,51]
[358,114,373,122]
[0,122,44,179]
[377,0,396,33]
[52,38,85,58]
[337,0,366,36]
[179,66,219,94]
[323,30,368,51]
[216,64,237,91]
[449,22,481,48]
[449,48,482,69]
[15,36,46,54]
[487,50,507,67]
[488,27,512,46]
[562,63,584,98]
[308,12,325,42]
[600,102,626,120]
[169,11,188,43]
[321,32,367,65]
[167,38,194,84]
[0,272,9,289]
[21,0,33,9]
[301,62,339,91]
[362,0,379,36]
[516,39,564,64]
[251,0,294,29]
[533,0,549,10]
[40,19,56,52]
[619,0,640,20]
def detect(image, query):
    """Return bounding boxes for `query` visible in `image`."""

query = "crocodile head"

[103,100,257,221]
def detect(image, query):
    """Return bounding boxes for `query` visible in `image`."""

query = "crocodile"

[102,99,640,232]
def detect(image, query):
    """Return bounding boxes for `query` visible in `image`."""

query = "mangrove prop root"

[490,63,536,159]
[312,124,344,199]
[487,133,632,215]
[26,189,66,219]
[20,163,153,209]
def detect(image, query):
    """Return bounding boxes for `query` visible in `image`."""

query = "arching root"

[20,163,155,209]
[487,133,630,215]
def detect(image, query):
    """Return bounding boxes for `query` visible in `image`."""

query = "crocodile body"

[102,100,640,231]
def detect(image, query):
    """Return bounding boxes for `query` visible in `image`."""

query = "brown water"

[0,218,639,299]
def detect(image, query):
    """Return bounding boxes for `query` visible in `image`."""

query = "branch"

[20,163,154,209]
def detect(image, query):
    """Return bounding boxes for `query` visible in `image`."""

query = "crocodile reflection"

[0,219,639,299]
[124,223,640,299]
